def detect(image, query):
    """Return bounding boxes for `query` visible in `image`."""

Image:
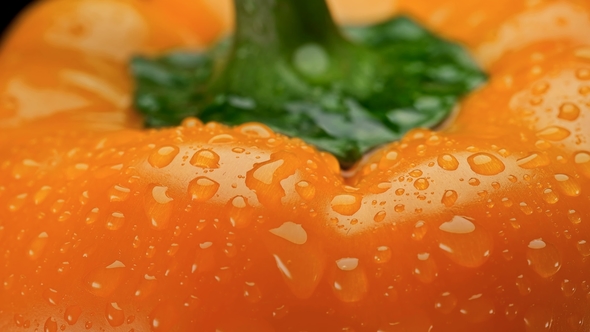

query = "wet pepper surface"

[0,0,590,331]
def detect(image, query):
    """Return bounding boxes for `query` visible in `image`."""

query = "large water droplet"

[106,212,125,231]
[437,216,492,268]
[44,317,58,332]
[34,186,52,205]
[542,188,559,204]
[374,246,391,264]
[331,258,367,303]
[243,281,262,304]
[434,291,457,314]
[441,190,458,207]
[558,103,581,121]
[467,153,505,175]
[536,127,570,141]
[458,293,495,323]
[108,185,130,202]
[145,185,174,230]
[517,152,550,169]
[148,146,179,168]
[105,302,125,327]
[188,177,219,202]
[526,239,561,278]
[331,194,361,216]
[83,260,126,297]
[269,222,307,245]
[554,174,581,196]
[190,149,220,168]
[229,196,253,228]
[64,305,82,325]
[413,178,429,190]
[524,305,553,331]
[27,232,48,261]
[295,181,315,200]
[437,154,459,171]
[149,303,179,332]
[574,152,590,179]
[413,253,438,284]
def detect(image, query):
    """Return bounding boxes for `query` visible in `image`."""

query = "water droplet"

[208,133,235,144]
[574,152,590,178]
[413,178,429,190]
[542,188,559,204]
[64,305,82,325]
[295,181,315,200]
[269,222,307,245]
[526,239,561,278]
[413,253,438,283]
[83,260,127,297]
[106,212,125,230]
[516,274,532,295]
[34,186,52,205]
[458,293,495,323]
[519,202,533,215]
[85,208,99,224]
[373,211,386,222]
[229,196,253,228]
[434,291,457,314]
[394,204,405,212]
[134,274,158,299]
[558,103,581,121]
[409,169,423,177]
[524,305,553,331]
[531,81,549,95]
[437,216,492,268]
[467,153,505,175]
[554,174,581,196]
[379,149,400,169]
[336,258,359,271]
[331,194,361,216]
[331,258,367,303]
[536,126,570,141]
[188,177,219,202]
[374,246,391,264]
[517,152,551,169]
[437,154,459,171]
[108,185,130,202]
[148,146,179,168]
[149,303,179,332]
[28,232,49,261]
[468,178,480,186]
[44,317,58,332]
[190,149,220,168]
[561,279,576,297]
[243,281,262,303]
[8,193,27,212]
[441,190,458,207]
[42,288,61,306]
[85,321,93,329]
[576,68,590,80]
[101,303,125,329]
[412,220,428,241]
[576,240,590,256]
[237,123,273,138]
[145,185,174,230]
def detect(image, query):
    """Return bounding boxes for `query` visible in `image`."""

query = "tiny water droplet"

[434,291,457,314]
[28,232,49,261]
[44,317,58,332]
[458,293,495,323]
[243,281,262,303]
[413,252,438,284]
[374,246,391,264]
[573,151,590,178]
[83,260,126,297]
[412,220,427,241]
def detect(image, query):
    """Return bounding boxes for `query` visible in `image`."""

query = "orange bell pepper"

[1,0,590,331]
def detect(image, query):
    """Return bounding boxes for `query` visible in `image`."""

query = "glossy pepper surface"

[1,0,590,331]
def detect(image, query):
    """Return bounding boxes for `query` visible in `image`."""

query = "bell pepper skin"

[1,0,590,331]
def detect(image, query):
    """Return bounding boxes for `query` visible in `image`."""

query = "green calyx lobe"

[132,0,486,167]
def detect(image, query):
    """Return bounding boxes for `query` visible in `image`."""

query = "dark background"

[1,1,34,37]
